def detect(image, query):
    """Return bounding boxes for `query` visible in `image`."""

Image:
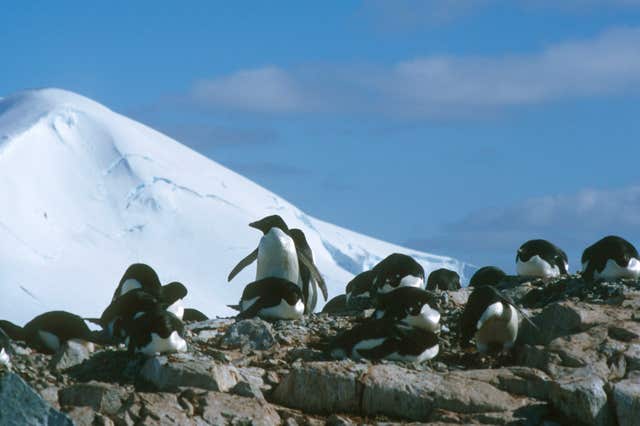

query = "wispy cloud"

[189,27,640,118]
[409,185,640,270]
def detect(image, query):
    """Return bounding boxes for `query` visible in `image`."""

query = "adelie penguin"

[89,290,163,343]
[127,306,187,356]
[469,266,507,288]
[372,287,441,333]
[234,277,304,321]
[112,263,188,320]
[460,286,521,353]
[426,268,461,291]
[516,239,568,278]
[345,270,375,309]
[581,235,640,281]
[372,253,425,295]
[290,228,319,314]
[329,319,439,363]
[0,311,104,354]
[227,215,327,312]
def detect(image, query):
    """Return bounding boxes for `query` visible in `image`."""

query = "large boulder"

[613,377,640,426]
[140,353,240,392]
[0,372,73,425]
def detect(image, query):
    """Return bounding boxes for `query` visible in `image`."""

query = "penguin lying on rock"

[582,235,640,281]
[372,287,441,333]
[329,318,439,362]
[233,277,305,321]
[372,253,425,295]
[516,239,568,278]
[0,311,106,354]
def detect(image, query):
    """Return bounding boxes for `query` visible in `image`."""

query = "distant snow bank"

[0,88,469,325]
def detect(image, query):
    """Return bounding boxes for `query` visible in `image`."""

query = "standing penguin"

[289,228,318,314]
[460,286,519,353]
[582,235,640,281]
[372,253,425,295]
[227,215,327,311]
[516,239,568,278]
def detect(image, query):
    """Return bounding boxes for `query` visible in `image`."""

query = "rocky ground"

[2,275,640,425]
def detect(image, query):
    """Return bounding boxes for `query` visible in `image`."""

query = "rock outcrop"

[2,274,640,424]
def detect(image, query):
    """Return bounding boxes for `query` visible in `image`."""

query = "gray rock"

[361,364,528,421]
[221,318,277,351]
[185,318,235,332]
[519,301,609,345]
[272,361,367,414]
[58,381,126,415]
[140,353,240,392]
[549,377,613,426]
[199,391,281,425]
[0,372,73,425]
[65,406,97,426]
[131,392,200,425]
[625,344,640,371]
[49,340,91,371]
[231,380,265,400]
[449,367,552,401]
[613,378,640,426]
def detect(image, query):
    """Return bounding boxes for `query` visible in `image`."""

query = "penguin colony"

[0,213,639,368]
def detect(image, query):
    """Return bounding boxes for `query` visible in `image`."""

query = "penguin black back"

[113,263,162,301]
[426,268,461,291]
[582,235,640,281]
[372,253,425,294]
[516,239,568,275]
[289,228,318,313]
[469,266,507,288]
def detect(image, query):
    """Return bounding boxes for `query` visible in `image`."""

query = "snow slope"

[0,89,468,325]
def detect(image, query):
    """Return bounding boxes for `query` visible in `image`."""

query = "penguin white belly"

[258,299,304,320]
[137,331,187,356]
[167,299,185,320]
[69,339,95,353]
[402,304,441,333]
[385,344,439,363]
[517,255,561,278]
[352,338,386,360]
[120,279,142,296]
[475,304,518,353]
[256,228,299,283]
[241,297,260,312]
[594,258,640,280]
[379,275,424,294]
[38,330,61,352]
[0,348,11,368]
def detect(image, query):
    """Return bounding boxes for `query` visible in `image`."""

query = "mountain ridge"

[0,88,468,324]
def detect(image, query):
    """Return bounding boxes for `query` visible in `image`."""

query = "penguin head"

[469,266,507,288]
[372,253,424,293]
[161,282,188,305]
[249,215,290,235]
[118,263,162,297]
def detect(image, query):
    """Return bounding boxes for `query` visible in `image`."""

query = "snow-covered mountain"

[0,89,468,325]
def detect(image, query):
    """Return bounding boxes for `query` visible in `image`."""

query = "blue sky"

[3,1,640,273]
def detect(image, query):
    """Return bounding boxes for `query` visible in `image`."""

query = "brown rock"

[199,391,281,425]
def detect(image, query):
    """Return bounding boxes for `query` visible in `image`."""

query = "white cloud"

[190,27,640,117]
[410,185,640,271]
[191,67,304,113]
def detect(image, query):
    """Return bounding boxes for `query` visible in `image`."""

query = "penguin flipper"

[227,248,259,282]
[227,304,241,311]
[298,252,328,300]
